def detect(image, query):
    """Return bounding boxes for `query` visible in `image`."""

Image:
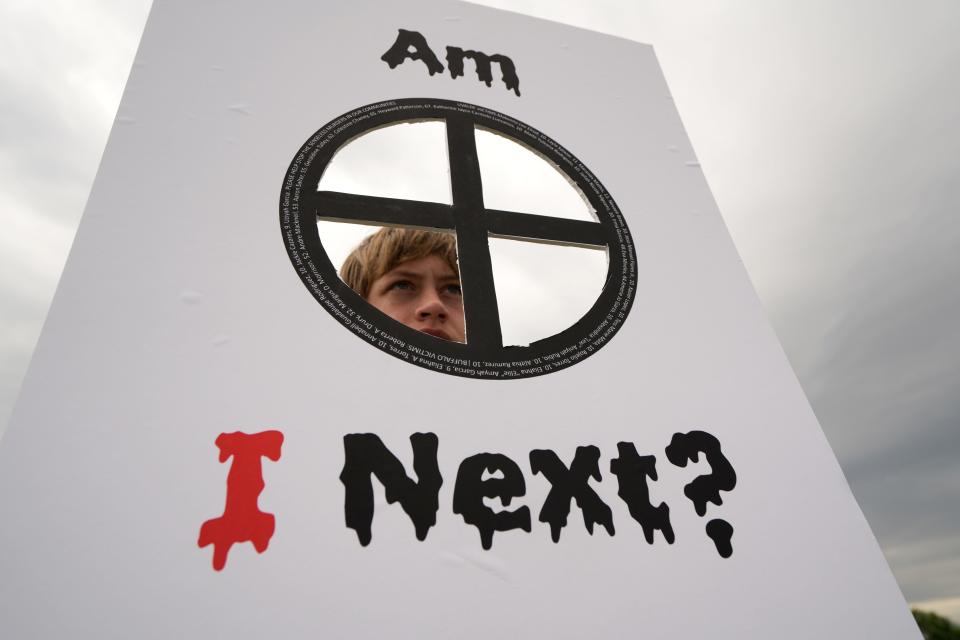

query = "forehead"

[381,254,458,280]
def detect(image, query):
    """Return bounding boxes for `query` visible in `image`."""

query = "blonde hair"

[340,227,459,299]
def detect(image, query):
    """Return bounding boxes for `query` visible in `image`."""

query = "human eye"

[388,279,415,292]
[442,283,462,296]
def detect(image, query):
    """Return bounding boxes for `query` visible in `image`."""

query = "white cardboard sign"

[0,1,920,637]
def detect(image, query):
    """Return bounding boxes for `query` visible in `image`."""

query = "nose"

[416,289,448,320]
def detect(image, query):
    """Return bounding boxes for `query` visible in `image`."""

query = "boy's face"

[366,254,466,343]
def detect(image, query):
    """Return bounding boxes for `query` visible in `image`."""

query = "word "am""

[381,28,521,96]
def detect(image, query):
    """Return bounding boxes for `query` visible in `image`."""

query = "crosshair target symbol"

[281,98,636,380]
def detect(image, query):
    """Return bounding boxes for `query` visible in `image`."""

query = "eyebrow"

[386,269,460,282]
[387,270,424,279]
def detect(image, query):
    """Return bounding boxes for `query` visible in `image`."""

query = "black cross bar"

[485,209,608,248]
[309,116,612,350]
[446,114,503,350]
[314,191,453,229]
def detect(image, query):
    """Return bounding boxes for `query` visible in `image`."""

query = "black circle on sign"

[280,98,637,380]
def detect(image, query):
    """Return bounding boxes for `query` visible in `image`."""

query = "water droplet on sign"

[180,290,203,304]
[226,104,252,116]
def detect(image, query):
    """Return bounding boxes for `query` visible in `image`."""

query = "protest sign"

[0,1,919,637]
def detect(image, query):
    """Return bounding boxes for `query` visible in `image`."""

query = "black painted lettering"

[453,453,531,549]
[665,431,737,558]
[609,443,674,544]
[340,432,443,546]
[381,29,445,76]
[445,46,521,96]
[529,446,614,542]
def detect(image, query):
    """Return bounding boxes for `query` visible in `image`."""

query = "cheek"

[368,294,404,320]
[441,294,463,312]
[380,298,413,322]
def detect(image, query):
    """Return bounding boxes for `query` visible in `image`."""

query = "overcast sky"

[1,0,958,623]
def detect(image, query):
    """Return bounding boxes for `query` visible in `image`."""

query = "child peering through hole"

[340,227,466,343]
